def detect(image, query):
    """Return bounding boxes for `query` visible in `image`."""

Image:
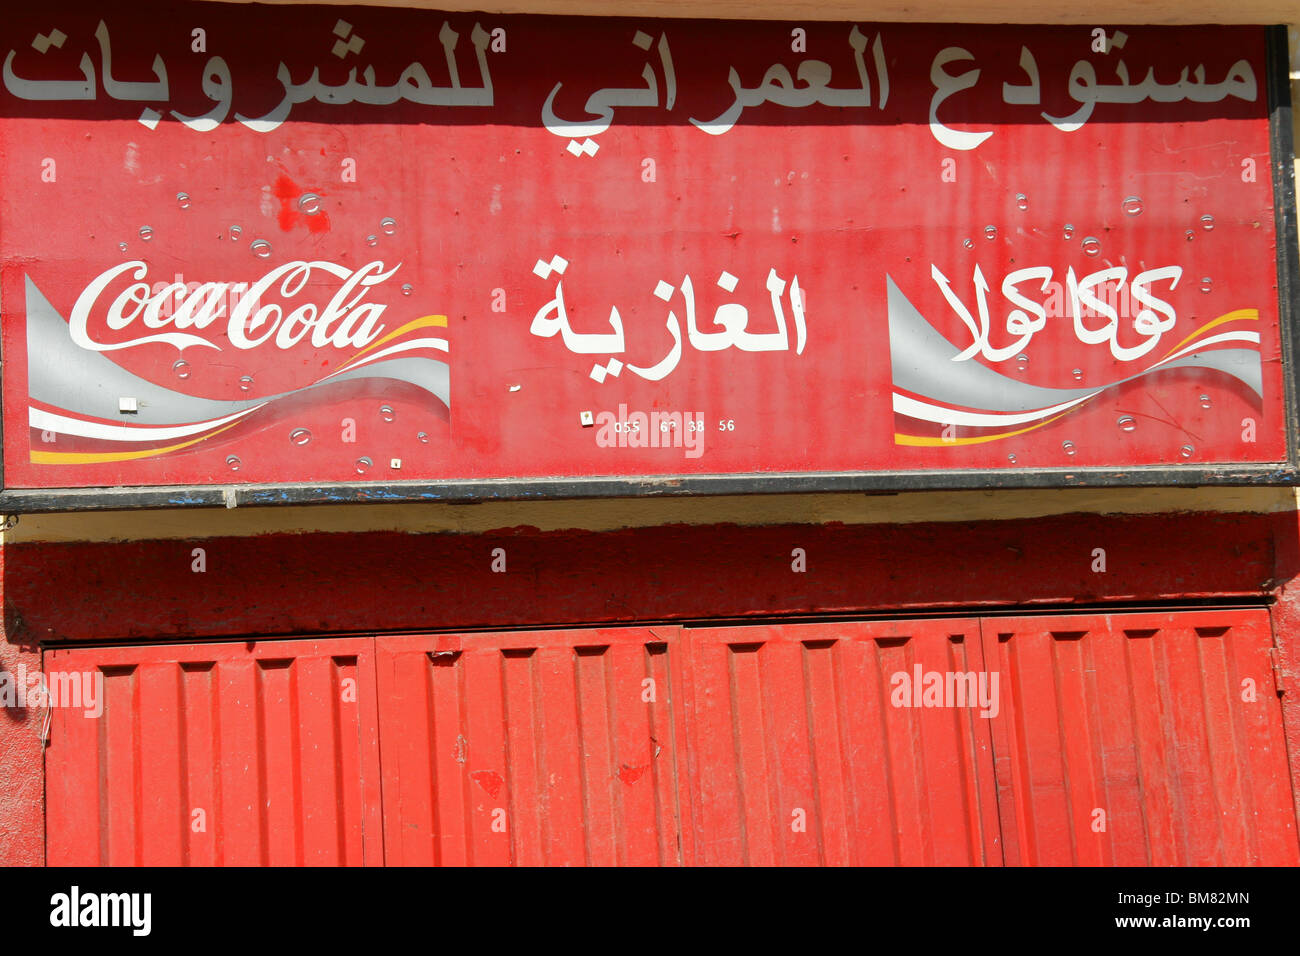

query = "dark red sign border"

[0,23,1296,514]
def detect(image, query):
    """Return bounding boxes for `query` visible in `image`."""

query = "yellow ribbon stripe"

[1160,308,1258,360]
[894,406,1083,447]
[31,420,243,465]
[333,314,448,371]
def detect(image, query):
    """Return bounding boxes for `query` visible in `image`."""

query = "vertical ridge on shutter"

[375,629,685,866]
[989,611,1299,865]
[47,641,379,866]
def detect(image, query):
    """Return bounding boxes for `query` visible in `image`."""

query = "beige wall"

[244,0,1298,27]
[5,7,1299,543]
[3,488,1298,544]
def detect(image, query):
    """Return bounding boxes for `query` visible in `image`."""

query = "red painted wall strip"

[3,507,1300,864]
[1266,513,1300,838]
[0,539,43,865]
[0,511,1279,644]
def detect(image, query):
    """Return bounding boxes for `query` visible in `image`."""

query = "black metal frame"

[1,24,1297,514]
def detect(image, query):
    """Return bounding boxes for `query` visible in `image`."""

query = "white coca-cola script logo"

[68,260,400,352]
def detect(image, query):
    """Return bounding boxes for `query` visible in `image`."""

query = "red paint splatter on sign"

[273,174,330,234]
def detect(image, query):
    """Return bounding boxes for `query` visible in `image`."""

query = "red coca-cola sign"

[0,3,1293,503]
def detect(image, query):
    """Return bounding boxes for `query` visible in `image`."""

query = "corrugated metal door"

[44,638,383,865]
[43,609,1300,866]
[680,620,1003,865]
[981,609,1299,865]
[374,628,689,866]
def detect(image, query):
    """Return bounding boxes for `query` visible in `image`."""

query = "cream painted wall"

[3,488,1298,544]
[240,0,1297,27]
[3,9,1298,542]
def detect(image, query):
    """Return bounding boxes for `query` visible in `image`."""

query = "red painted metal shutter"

[375,628,688,866]
[982,609,1300,865]
[680,620,1003,865]
[41,609,1300,866]
[44,639,383,866]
